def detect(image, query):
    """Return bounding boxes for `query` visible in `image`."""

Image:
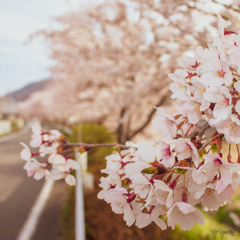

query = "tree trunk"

[127,91,170,141]
[117,108,127,144]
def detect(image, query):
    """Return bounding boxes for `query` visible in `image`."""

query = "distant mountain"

[10,79,51,102]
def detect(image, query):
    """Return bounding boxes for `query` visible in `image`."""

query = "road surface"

[0,128,68,240]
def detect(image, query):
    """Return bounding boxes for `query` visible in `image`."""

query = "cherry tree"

[20,15,240,232]
[19,0,240,143]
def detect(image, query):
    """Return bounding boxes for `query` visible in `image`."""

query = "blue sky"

[0,0,88,96]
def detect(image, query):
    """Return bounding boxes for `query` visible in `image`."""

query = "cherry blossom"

[20,142,34,161]
[167,202,205,231]
[180,101,202,124]
[30,123,42,148]
[105,190,135,227]
[198,153,240,192]
[51,169,77,186]
[204,86,231,122]
[151,107,177,140]
[152,180,174,208]
[169,69,189,101]
[210,116,240,143]
[194,183,222,211]
[158,141,175,168]
[23,159,48,180]
[135,206,167,230]
[172,138,199,167]
[201,51,232,87]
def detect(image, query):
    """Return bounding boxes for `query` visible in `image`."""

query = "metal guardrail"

[75,152,87,240]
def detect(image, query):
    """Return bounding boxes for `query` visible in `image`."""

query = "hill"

[11,79,51,102]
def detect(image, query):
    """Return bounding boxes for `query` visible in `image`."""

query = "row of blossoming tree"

[20,15,240,231]
[19,0,240,143]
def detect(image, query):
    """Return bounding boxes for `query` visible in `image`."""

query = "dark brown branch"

[66,121,222,154]
[127,91,170,140]
[188,122,211,140]
[117,108,127,144]
[67,142,134,150]
[197,133,224,154]
[125,113,132,141]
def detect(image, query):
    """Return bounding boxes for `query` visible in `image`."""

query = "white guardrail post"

[75,152,87,240]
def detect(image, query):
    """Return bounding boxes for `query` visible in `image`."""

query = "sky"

[0,0,235,96]
[0,0,89,96]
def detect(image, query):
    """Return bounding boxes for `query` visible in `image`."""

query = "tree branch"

[187,122,211,140]
[127,91,171,140]
[66,142,133,150]
[117,107,127,144]
[197,133,224,154]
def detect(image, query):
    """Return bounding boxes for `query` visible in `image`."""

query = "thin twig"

[236,144,240,163]
[197,133,223,154]
[187,122,211,140]
[66,142,135,150]
[227,143,232,163]
[184,124,192,137]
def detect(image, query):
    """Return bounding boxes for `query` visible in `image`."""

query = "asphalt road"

[0,128,68,240]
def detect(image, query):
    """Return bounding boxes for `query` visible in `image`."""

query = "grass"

[0,122,22,137]
[60,186,75,240]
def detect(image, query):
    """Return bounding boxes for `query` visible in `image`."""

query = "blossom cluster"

[98,140,240,230]
[167,15,240,143]
[98,16,240,231]
[20,122,79,185]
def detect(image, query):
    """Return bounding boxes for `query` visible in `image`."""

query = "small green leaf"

[211,143,218,153]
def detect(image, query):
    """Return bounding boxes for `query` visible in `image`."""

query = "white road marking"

[16,179,54,240]
[0,121,55,239]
